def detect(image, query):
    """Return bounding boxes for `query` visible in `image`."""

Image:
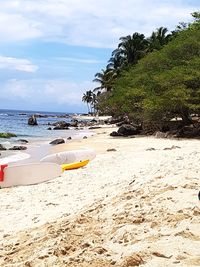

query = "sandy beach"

[0,127,200,266]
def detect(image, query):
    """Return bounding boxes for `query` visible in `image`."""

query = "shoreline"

[0,127,200,266]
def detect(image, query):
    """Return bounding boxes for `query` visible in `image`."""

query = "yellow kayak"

[61,159,89,171]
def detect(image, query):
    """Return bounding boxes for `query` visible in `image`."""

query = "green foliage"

[108,24,200,123]
[0,132,17,138]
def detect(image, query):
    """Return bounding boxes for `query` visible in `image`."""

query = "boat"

[0,162,62,188]
[61,159,89,171]
[40,149,96,165]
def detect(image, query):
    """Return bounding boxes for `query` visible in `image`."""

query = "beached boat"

[61,159,89,171]
[40,149,96,165]
[0,162,62,188]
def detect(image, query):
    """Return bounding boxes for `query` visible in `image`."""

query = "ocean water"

[0,109,90,146]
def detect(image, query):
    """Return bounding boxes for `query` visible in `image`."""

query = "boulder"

[9,146,27,150]
[49,139,65,145]
[67,137,72,140]
[0,144,7,150]
[117,124,140,136]
[47,127,52,130]
[110,131,123,137]
[28,115,38,126]
[175,124,200,138]
[18,139,28,144]
[51,121,70,127]
[52,121,70,130]
[53,126,69,130]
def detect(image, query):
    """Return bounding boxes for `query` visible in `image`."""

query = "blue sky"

[0,0,199,113]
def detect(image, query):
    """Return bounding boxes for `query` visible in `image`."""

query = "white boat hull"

[0,162,62,188]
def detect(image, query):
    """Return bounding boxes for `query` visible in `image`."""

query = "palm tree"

[112,33,149,66]
[147,27,172,52]
[91,92,98,114]
[106,53,124,74]
[93,69,117,92]
[82,90,93,113]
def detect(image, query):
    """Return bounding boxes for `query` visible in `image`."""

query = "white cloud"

[0,0,197,48]
[0,79,94,106]
[0,56,38,72]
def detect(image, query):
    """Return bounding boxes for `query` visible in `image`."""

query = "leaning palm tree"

[82,90,93,114]
[93,69,117,92]
[112,32,149,66]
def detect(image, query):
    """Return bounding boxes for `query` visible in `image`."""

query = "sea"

[0,109,91,158]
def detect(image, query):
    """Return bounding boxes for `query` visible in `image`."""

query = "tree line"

[82,12,200,125]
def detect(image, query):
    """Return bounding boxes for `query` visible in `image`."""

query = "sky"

[0,0,199,113]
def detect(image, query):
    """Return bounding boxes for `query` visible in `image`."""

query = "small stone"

[107,148,117,152]
[49,139,65,145]
[83,136,87,139]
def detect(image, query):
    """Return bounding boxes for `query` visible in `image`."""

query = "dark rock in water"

[110,131,123,137]
[118,124,140,136]
[0,132,17,138]
[51,121,70,127]
[67,137,72,140]
[28,115,38,126]
[0,144,7,150]
[47,127,52,130]
[53,126,69,130]
[49,139,65,145]
[9,146,27,150]
[18,139,28,144]
[83,136,87,139]
[52,121,70,130]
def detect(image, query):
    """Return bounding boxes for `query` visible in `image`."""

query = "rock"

[67,137,72,140]
[52,121,70,127]
[107,148,117,152]
[175,124,200,138]
[88,126,102,129]
[0,132,17,138]
[118,124,140,136]
[0,144,7,150]
[18,139,28,144]
[83,136,87,139]
[9,146,27,150]
[28,115,38,126]
[52,121,70,130]
[53,126,69,130]
[110,131,123,137]
[70,120,79,127]
[146,148,156,151]
[47,127,52,130]
[49,139,65,145]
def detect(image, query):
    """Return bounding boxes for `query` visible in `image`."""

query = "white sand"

[0,128,200,266]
